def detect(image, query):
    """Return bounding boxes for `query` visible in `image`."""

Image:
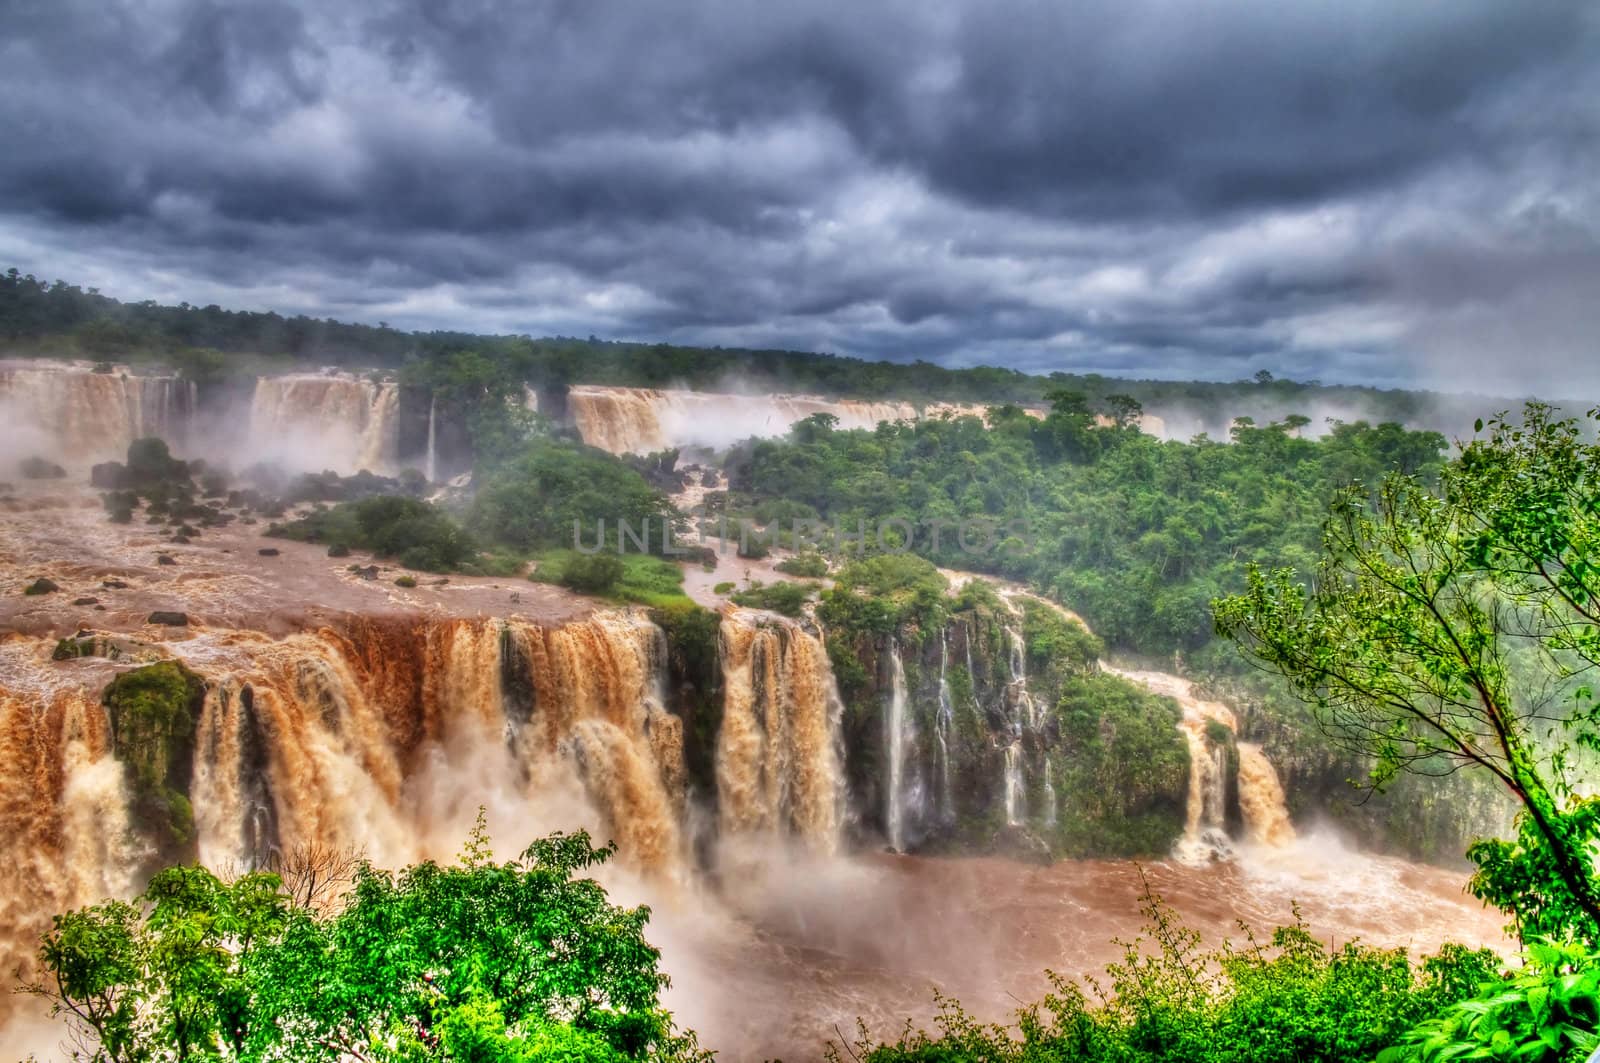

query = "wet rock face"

[23,577,60,595]
[103,660,208,873]
[147,611,189,626]
[156,554,177,566]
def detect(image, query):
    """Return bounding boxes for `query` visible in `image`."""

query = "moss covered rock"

[104,661,207,871]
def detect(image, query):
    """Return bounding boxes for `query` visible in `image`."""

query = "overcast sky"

[2,1,1597,393]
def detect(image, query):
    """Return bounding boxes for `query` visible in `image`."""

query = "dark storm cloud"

[2,0,1598,393]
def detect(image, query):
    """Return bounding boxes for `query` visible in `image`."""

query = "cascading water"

[1005,625,1037,729]
[0,679,142,1027]
[424,393,438,482]
[1042,760,1058,828]
[1000,624,1031,826]
[247,373,401,475]
[1102,665,1295,864]
[935,631,955,824]
[179,613,689,875]
[716,609,847,850]
[883,638,924,851]
[1002,742,1025,826]
[1237,742,1296,847]
[565,384,1004,455]
[0,360,194,462]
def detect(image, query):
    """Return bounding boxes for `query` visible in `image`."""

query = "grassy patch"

[529,549,691,607]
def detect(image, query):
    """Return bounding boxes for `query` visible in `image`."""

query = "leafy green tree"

[30,823,705,1062]
[471,440,674,554]
[1215,405,1600,944]
[29,867,290,1062]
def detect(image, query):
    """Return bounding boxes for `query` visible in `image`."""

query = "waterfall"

[248,373,401,475]
[1237,742,1296,847]
[0,360,192,463]
[1042,760,1057,828]
[716,610,846,851]
[1002,742,1025,826]
[935,632,954,824]
[0,681,142,1027]
[1102,665,1295,863]
[1173,717,1231,863]
[565,384,1004,455]
[883,638,924,852]
[424,393,438,482]
[178,613,688,875]
[1005,625,1037,729]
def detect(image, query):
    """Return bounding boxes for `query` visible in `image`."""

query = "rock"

[72,596,99,606]
[991,824,1054,866]
[18,456,67,480]
[103,661,207,871]
[23,577,60,596]
[102,579,130,589]
[171,535,191,545]
[350,564,380,580]
[156,555,176,566]
[53,633,133,660]
[146,611,189,626]
[90,461,129,489]
[257,547,280,557]
[327,543,351,558]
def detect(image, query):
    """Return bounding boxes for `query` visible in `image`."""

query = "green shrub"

[560,552,626,594]
[470,440,673,553]
[713,581,736,595]
[29,824,708,1062]
[731,580,815,617]
[395,575,418,588]
[1380,940,1599,1063]
[269,496,477,573]
[775,551,830,579]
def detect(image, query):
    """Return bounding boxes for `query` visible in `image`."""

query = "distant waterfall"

[248,373,401,475]
[0,360,195,462]
[565,384,1005,455]
[1174,719,1233,863]
[424,393,438,482]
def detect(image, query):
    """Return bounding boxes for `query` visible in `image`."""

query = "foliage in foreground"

[838,887,1503,1063]
[27,822,705,1063]
[1380,939,1600,1063]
